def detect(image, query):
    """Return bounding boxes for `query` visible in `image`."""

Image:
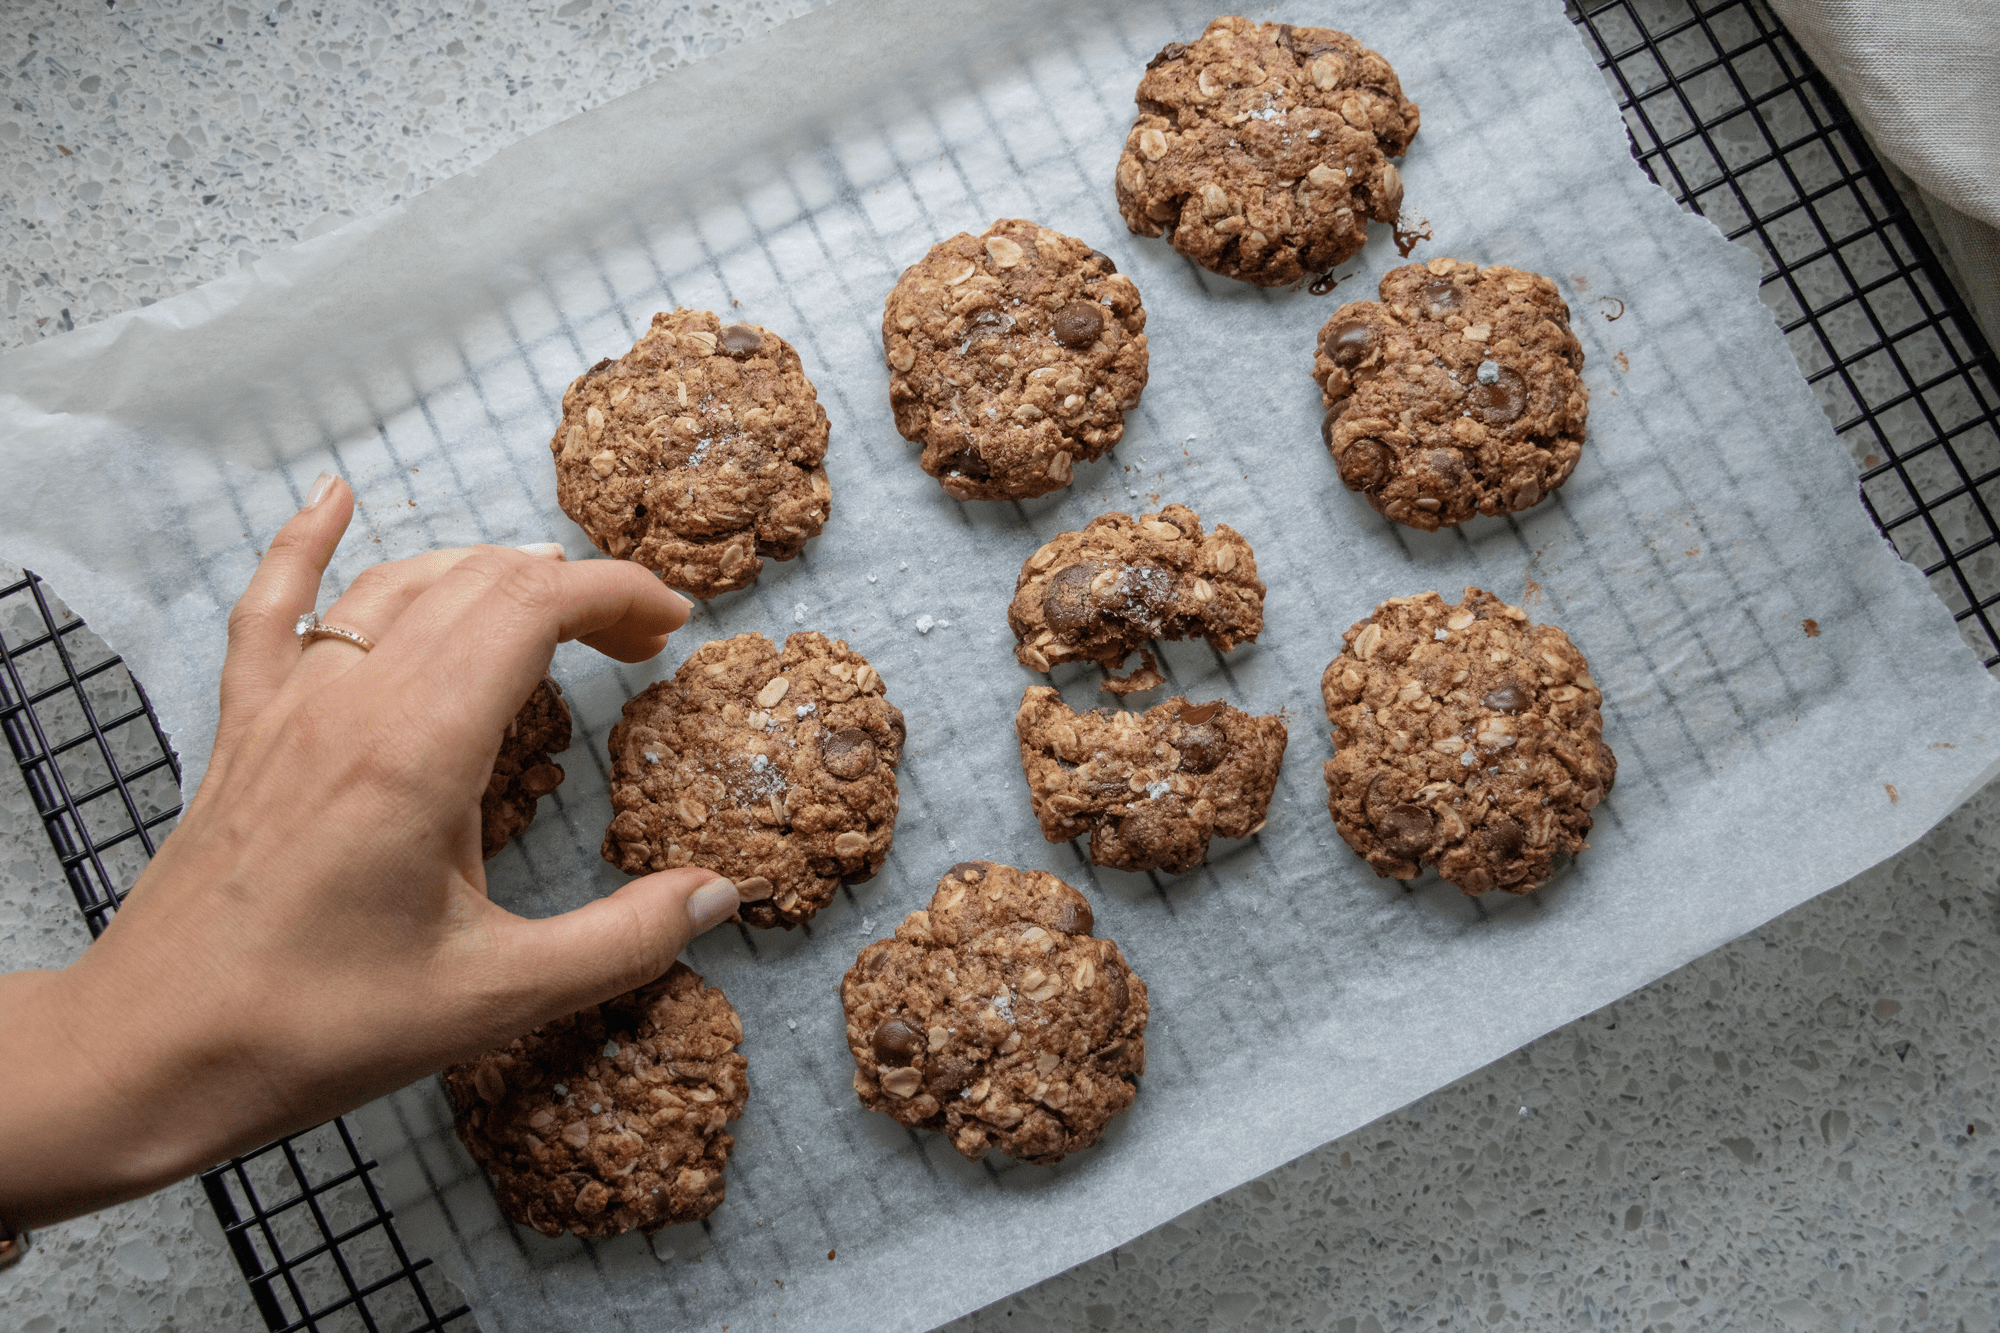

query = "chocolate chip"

[1173,721,1228,774]
[819,728,876,780]
[584,357,614,378]
[936,440,992,480]
[1482,683,1528,713]
[1086,249,1117,275]
[1417,279,1463,313]
[1180,700,1222,725]
[1337,438,1392,489]
[882,705,907,766]
[1094,1039,1127,1063]
[871,1017,924,1065]
[1476,816,1525,859]
[718,323,762,358]
[1325,319,1374,369]
[1104,965,1129,1015]
[1321,398,1353,448]
[1376,802,1435,859]
[1051,300,1105,348]
[965,307,1013,348]
[1146,41,1189,69]
[1471,365,1529,424]
[948,861,989,883]
[1042,562,1101,634]
[1053,898,1094,936]
[1425,448,1468,483]
[1362,770,1402,824]
[930,1057,976,1094]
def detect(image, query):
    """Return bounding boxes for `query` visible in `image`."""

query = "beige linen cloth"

[1766,0,1999,348]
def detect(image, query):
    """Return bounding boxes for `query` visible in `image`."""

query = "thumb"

[502,869,746,1017]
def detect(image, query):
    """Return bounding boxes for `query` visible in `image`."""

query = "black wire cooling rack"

[3,2,1996,1329]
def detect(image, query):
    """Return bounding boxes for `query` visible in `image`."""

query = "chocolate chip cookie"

[551,309,831,599]
[1314,259,1588,530]
[841,861,1148,1165]
[603,632,904,929]
[883,219,1148,501]
[1116,17,1419,288]
[1322,589,1615,894]
[1016,688,1287,874]
[445,962,747,1239]
[481,675,571,860]
[1008,504,1265,695]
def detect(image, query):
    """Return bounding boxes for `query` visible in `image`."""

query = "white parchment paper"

[5,1,2000,1329]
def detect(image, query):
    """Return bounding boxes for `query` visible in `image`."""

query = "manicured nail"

[514,542,566,559]
[302,471,339,511]
[666,589,695,616]
[685,878,742,934]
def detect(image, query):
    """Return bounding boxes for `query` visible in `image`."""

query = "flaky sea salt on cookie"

[1116,17,1419,288]
[1314,259,1588,530]
[551,309,831,599]
[883,219,1147,501]
[445,963,746,1239]
[842,861,1147,1165]
[1007,504,1264,696]
[1322,589,1615,893]
[603,632,904,929]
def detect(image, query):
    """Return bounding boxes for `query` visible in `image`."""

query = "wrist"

[0,939,265,1228]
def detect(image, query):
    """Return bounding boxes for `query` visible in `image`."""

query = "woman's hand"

[0,473,739,1228]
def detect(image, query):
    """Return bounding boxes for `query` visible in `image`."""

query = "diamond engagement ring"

[294,610,375,653]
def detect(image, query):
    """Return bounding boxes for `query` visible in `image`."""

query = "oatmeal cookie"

[445,962,747,1239]
[883,218,1148,501]
[1008,504,1264,695]
[1116,17,1418,288]
[842,861,1148,1165]
[1314,259,1588,530]
[551,309,831,599]
[603,632,904,929]
[1321,589,1615,894]
[480,675,571,860]
[1016,688,1286,874]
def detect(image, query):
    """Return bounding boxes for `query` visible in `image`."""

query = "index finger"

[353,551,692,743]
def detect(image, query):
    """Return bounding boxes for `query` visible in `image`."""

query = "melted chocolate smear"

[1308,269,1343,296]
[1393,220,1433,258]
[946,861,989,884]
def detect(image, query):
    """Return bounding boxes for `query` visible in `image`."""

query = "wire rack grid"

[2,2,1996,1329]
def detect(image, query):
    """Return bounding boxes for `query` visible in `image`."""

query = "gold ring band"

[294,611,375,653]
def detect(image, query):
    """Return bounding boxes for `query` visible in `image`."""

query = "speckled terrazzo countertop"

[5,3,1999,1330]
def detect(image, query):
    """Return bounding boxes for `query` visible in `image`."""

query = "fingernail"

[686,878,743,934]
[301,471,339,511]
[514,542,566,559]
[666,589,695,615]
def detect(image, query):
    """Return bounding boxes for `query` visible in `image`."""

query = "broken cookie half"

[1007,503,1264,695]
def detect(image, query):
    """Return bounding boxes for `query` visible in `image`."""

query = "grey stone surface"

[4,2,1997,1330]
